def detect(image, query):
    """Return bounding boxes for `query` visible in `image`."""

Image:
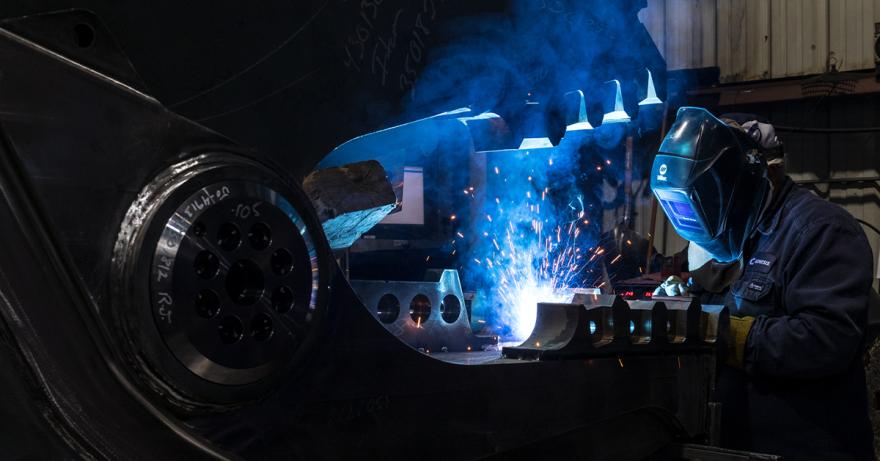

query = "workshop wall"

[743,95,880,280]
[639,0,880,81]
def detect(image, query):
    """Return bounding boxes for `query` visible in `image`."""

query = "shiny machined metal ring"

[111,152,329,405]
[151,180,319,385]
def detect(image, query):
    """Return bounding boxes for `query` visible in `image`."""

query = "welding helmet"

[650,107,771,263]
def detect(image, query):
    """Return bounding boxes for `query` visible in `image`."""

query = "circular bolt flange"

[151,181,320,385]
[102,153,332,411]
[110,153,332,411]
[112,153,329,405]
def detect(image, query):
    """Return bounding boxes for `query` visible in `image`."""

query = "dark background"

[0,0,663,180]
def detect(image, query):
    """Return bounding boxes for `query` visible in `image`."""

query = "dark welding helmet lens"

[655,189,708,236]
[650,107,770,263]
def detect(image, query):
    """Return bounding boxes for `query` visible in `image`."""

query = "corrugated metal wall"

[638,0,880,81]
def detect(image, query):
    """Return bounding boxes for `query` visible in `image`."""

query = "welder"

[650,107,875,460]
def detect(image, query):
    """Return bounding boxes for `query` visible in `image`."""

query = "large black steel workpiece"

[0,8,720,461]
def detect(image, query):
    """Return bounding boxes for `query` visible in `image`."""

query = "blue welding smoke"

[324,1,668,342]
[403,1,665,120]
[392,1,668,342]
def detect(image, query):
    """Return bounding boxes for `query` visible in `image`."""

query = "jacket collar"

[756,175,794,235]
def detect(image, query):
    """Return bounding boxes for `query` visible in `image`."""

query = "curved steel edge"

[0,17,243,459]
[0,122,237,459]
[0,18,155,105]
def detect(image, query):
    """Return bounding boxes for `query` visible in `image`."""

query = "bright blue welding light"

[629,320,635,334]
[589,320,597,335]
[467,134,600,342]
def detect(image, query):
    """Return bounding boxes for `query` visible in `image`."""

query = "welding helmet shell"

[650,107,770,263]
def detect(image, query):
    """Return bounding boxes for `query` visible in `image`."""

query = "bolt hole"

[441,295,461,323]
[195,289,221,319]
[377,294,400,324]
[218,316,244,344]
[217,222,242,251]
[248,222,272,250]
[270,248,293,275]
[251,313,273,341]
[409,294,431,325]
[271,285,294,313]
[73,23,94,48]
[192,221,207,237]
[225,259,264,305]
[193,250,220,279]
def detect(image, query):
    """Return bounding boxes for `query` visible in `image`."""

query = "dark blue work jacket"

[708,176,875,460]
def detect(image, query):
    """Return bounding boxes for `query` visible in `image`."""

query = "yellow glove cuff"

[727,316,755,369]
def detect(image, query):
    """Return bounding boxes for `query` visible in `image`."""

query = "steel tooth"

[583,301,615,348]
[659,297,703,344]
[564,90,594,132]
[699,304,729,346]
[578,293,630,346]
[626,299,667,347]
[638,68,663,106]
[503,302,583,360]
[502,294,629,360]
[601,79,630,124]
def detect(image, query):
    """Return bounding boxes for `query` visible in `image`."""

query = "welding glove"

[653,276,689,297]
[726,315,755,369]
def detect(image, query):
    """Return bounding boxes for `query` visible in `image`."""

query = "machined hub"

[112,153,330,405]
[151,181,319,385]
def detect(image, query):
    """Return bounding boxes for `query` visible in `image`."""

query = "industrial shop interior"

[1,1,880,460]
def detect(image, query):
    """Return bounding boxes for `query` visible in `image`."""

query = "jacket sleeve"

[744,217,872,378]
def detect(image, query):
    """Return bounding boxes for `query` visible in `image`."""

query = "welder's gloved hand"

[726,315,755,369]
[653,276,689,297]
